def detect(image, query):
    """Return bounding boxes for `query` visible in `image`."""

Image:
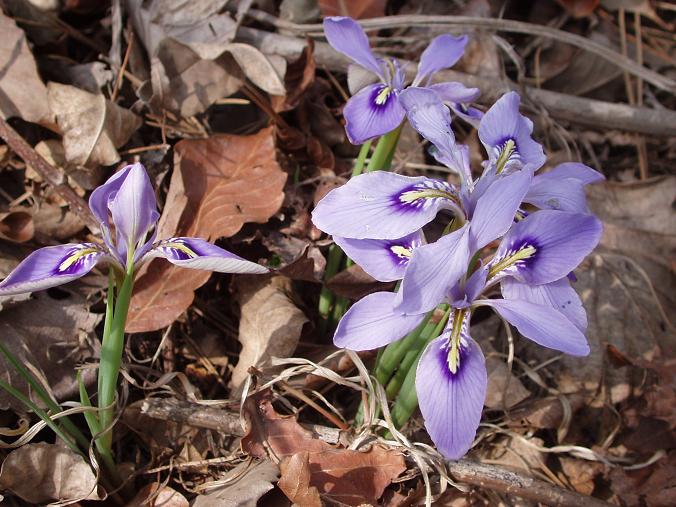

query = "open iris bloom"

[311,89,604,459]
[0,163,267,296]
[323,16,482,144]
[0,163,267,470]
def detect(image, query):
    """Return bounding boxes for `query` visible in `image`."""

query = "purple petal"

[88,165,132,226]
[478,92,546,173]
[449,103,484,127]
[501,277,587,332]
[468,169,532,251]
[343,84,406,144]
[414,34,468,85]
[0,243,111,295]
[334,291,425,350]
[395,224,471,314]
[399,87,471,183]
[546,162,605,185]
[477,298,590,356]
[145,237,268,274]
[524,176,588,213]
[312,171,462,240]
[323,17,383,78]
[491,210,602,285]
[333,231,423,282]
[416,334,487,459]
[109,163,159,257]
[429,82,481,104]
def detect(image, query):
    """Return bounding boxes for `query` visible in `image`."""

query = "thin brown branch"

[0,117,99,232]
[139,397,615,507]
[237,27,676,137]
[243,10,676,94]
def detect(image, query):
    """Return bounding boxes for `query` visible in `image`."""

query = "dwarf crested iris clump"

[0,163,267,478]
[312,84,604,459]
[323,16,482,144]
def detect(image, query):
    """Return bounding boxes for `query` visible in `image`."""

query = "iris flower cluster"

[312,83,604,458]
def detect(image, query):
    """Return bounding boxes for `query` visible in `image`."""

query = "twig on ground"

[237,27,676,137]
[242,10,676,94]
[139,397,615,507]
[0,117,99,232]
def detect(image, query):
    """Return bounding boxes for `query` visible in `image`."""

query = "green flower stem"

[351,139,373,177]
[97,261,134,452]
[0,342,90,451]
[389,306,451,430]
[98,272,115,396]
[318,244,343,336]
[0,378,82,455]
[365,124,403,173]
[374,313,432,387]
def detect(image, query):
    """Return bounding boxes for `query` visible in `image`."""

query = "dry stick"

[138,398,614,507]
[243,10,676,94]
[237,27,676,137]
[111,30,134,103]
[0,118,99,232]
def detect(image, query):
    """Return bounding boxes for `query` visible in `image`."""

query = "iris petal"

[343,83,406,144]
[144,237,268,274]
[312,171,461,240]
[334,291,425,350]
[0,243,112,295]
[414,34,468,85]
[334,231,423,282]
[323,17,383,78]
[416,335,487,459]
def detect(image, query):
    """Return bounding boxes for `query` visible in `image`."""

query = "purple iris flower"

[333,205,602,459]
[323,16,480,144]
[0,163,267,296]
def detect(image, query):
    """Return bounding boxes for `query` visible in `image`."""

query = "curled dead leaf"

[0,443,102,504]
[230,275,307,389]
[0,11,51,124]
[0,211,33,243]
[47,82,141,166]
[127,127,285,332]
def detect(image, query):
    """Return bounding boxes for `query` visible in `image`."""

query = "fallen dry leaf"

[0,443,102,504]
[47,82,141,166]
[0,211,33,243]
[0,11,51,124]
[278,452,323,507]
[192,459,279,507]
[608,450,676,506]
[127,483,189,507]
[0,287,100,410]
[242,390,406,506]
[327,264,395,300]
[127,127,286,332]
[318,0,386,18]
[230,276,307,389]
[222,43,286,96]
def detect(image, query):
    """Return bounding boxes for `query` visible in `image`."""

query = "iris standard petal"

[478,92,546,173]
[88,164,133,226]
[334,231,423,282]
[477,298,590,356]
[343,83,406,144]
[490,210,602,285]
[468,169,532,251]
[0,243,112,295]
[109,163,159,255]
[414,34,468,85]
[323,16,383,78]
[416,335,487,460]
[312,171,462,240]
[501,277,587,332]
[524,176,588,213]
[145,237,268,274]
[428,82,481,105]
[395,224,471,314]
[546,162,605,185]
[334,291,425,350]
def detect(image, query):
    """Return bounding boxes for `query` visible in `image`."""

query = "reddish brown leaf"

[242,390,406,506]
[126,127,286,332]
[555,0,600,17]
[327,264,395,300]
[319,0,386,19]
